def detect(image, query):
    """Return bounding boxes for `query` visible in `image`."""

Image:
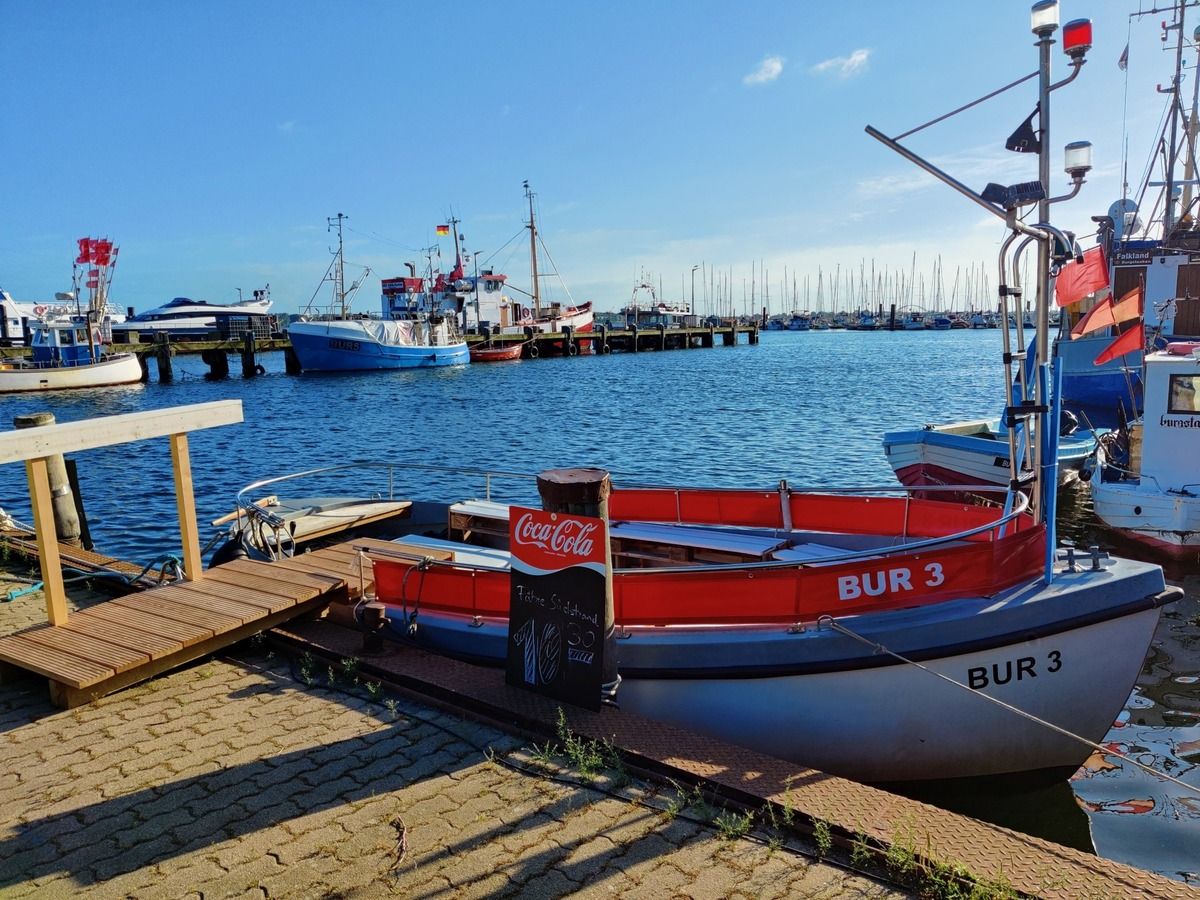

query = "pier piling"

[241,331,258,378]
[201,349,229,379]
[12,413,82,548]
[154,333,173,383]
[284,347,302,374]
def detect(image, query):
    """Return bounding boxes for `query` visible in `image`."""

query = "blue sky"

[0,1,1184,315]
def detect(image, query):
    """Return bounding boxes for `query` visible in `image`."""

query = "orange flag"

[1071,285,1143,339]
[1093,321,1144,365]
[1055,245,1109,307]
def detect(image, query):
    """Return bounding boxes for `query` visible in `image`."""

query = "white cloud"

[810,48,871,79]
[743,55,784,86]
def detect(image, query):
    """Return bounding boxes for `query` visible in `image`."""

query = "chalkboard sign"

[505,506,607,710]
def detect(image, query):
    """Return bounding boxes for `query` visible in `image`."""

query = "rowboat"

[469,341,524,363]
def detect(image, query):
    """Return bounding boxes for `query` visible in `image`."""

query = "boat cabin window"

[59,329,74,345]
[1168,374,1200,414]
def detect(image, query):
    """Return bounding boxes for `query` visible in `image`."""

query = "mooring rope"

[820,616,1200,796]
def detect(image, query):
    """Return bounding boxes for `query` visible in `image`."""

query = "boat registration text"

[837,563,945,601]
[329,338,361,352]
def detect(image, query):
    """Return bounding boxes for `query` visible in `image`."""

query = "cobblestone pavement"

[0,581,906,899]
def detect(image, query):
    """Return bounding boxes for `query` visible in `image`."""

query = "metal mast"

[524,181,540,319]
[329,213,347,318]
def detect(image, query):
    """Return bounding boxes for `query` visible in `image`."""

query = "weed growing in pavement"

[850,830,873,868]
[713,808,754,841]
[812,819,832,857]
[383,697,399,718]
[365,680,383,700]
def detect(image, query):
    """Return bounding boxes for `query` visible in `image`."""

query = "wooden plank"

[157,577,296,613]
[214,558,343,592]
[47,593,331,708]
[202,566,330,602]
[85,602,212,647]
[0,401,243,464]
[62,616,181,660]
[25,458,68,625]
[110,594,242,634]
[17,624,150,674]
[144,586,273,625]
[0,634,113,689]
[170,433,203,582]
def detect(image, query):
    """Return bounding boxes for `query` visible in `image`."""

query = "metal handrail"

[357,486,1032,577]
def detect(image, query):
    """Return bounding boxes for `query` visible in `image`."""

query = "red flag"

[92,239,112,267]
[1055,246,1109,307]
[1093,321,1144,365]
[86,277,99,289]
[1071,285,1143,339]
[75,238,92,265]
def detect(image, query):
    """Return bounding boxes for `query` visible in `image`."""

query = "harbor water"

[0,328,1195,883]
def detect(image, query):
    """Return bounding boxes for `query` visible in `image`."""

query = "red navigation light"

[1063,19,1092,59]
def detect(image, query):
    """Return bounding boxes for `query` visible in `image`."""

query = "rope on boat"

[820,616,1200,796]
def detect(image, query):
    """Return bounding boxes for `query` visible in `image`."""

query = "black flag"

[1005,103,1041,153]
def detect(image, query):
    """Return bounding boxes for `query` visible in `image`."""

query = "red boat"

[469,341,524,363]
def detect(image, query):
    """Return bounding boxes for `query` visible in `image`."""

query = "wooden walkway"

[1,524,154,586]
[0,539,389,707]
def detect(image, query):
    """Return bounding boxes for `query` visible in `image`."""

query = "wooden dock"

[0,323,760,380]
[0,536,397,707]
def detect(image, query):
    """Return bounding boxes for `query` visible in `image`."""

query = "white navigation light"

[1064,141,1093,179]
[1031,0,1060,36]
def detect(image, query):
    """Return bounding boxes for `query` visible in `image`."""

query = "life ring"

[566,342,578,356]
[527,343,540,359]
[600,343,612,355]
[32,305,48,317]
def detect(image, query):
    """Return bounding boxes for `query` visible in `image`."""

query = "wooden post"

[889,303,897,331]
[137,353,150,382]
[629,323,639,352]
[155,332,173,382]
[536,468,618,695]
[749,325,760,345]
[13,413,81,547]
[169,433,203,581]
[25,457,69,625]
[241,330,257,377]
[284,346,303,374]
[658,323,667,350]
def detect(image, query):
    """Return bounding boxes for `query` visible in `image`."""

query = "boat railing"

[232,461,538,530]
[361,482,1031,577]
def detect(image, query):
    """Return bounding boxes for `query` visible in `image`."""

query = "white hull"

[1091,480,1200,555]
[0,353,143,393]
[620,608,1160,782]
[494,305,593,336]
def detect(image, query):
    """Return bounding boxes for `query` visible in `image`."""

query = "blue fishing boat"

[287,214,468,373]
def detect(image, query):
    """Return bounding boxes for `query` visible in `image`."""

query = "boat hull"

[469,343,524,362]
[0,353,143,393]
[882,424,1096,496]
[288,320,468,371]
[1090,480,1200,559]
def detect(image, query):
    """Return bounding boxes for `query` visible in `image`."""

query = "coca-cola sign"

[509,507,606,571]
[507,505,608,710]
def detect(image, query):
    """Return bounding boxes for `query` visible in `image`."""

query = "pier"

[0,324,760,380]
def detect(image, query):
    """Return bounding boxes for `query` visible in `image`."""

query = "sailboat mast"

[524,181,540,319]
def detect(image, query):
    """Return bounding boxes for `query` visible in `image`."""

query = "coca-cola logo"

[514,512,598,559]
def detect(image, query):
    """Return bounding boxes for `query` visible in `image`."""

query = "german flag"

[436,224,450,236]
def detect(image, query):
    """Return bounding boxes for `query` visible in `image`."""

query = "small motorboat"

[469,340,525,363]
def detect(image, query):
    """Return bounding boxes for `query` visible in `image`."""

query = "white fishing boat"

[219,10,1181,784]
[1089,341,1200,558]
[288,214,468,372]
[0,239,142,393]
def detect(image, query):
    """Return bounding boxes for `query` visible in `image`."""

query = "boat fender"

[527,343,540,359]
[255,363,266,376]
[600,343,612,355]
[1059,408,1079,437]
[566,342,578,356]
[1166,341,1200,356]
